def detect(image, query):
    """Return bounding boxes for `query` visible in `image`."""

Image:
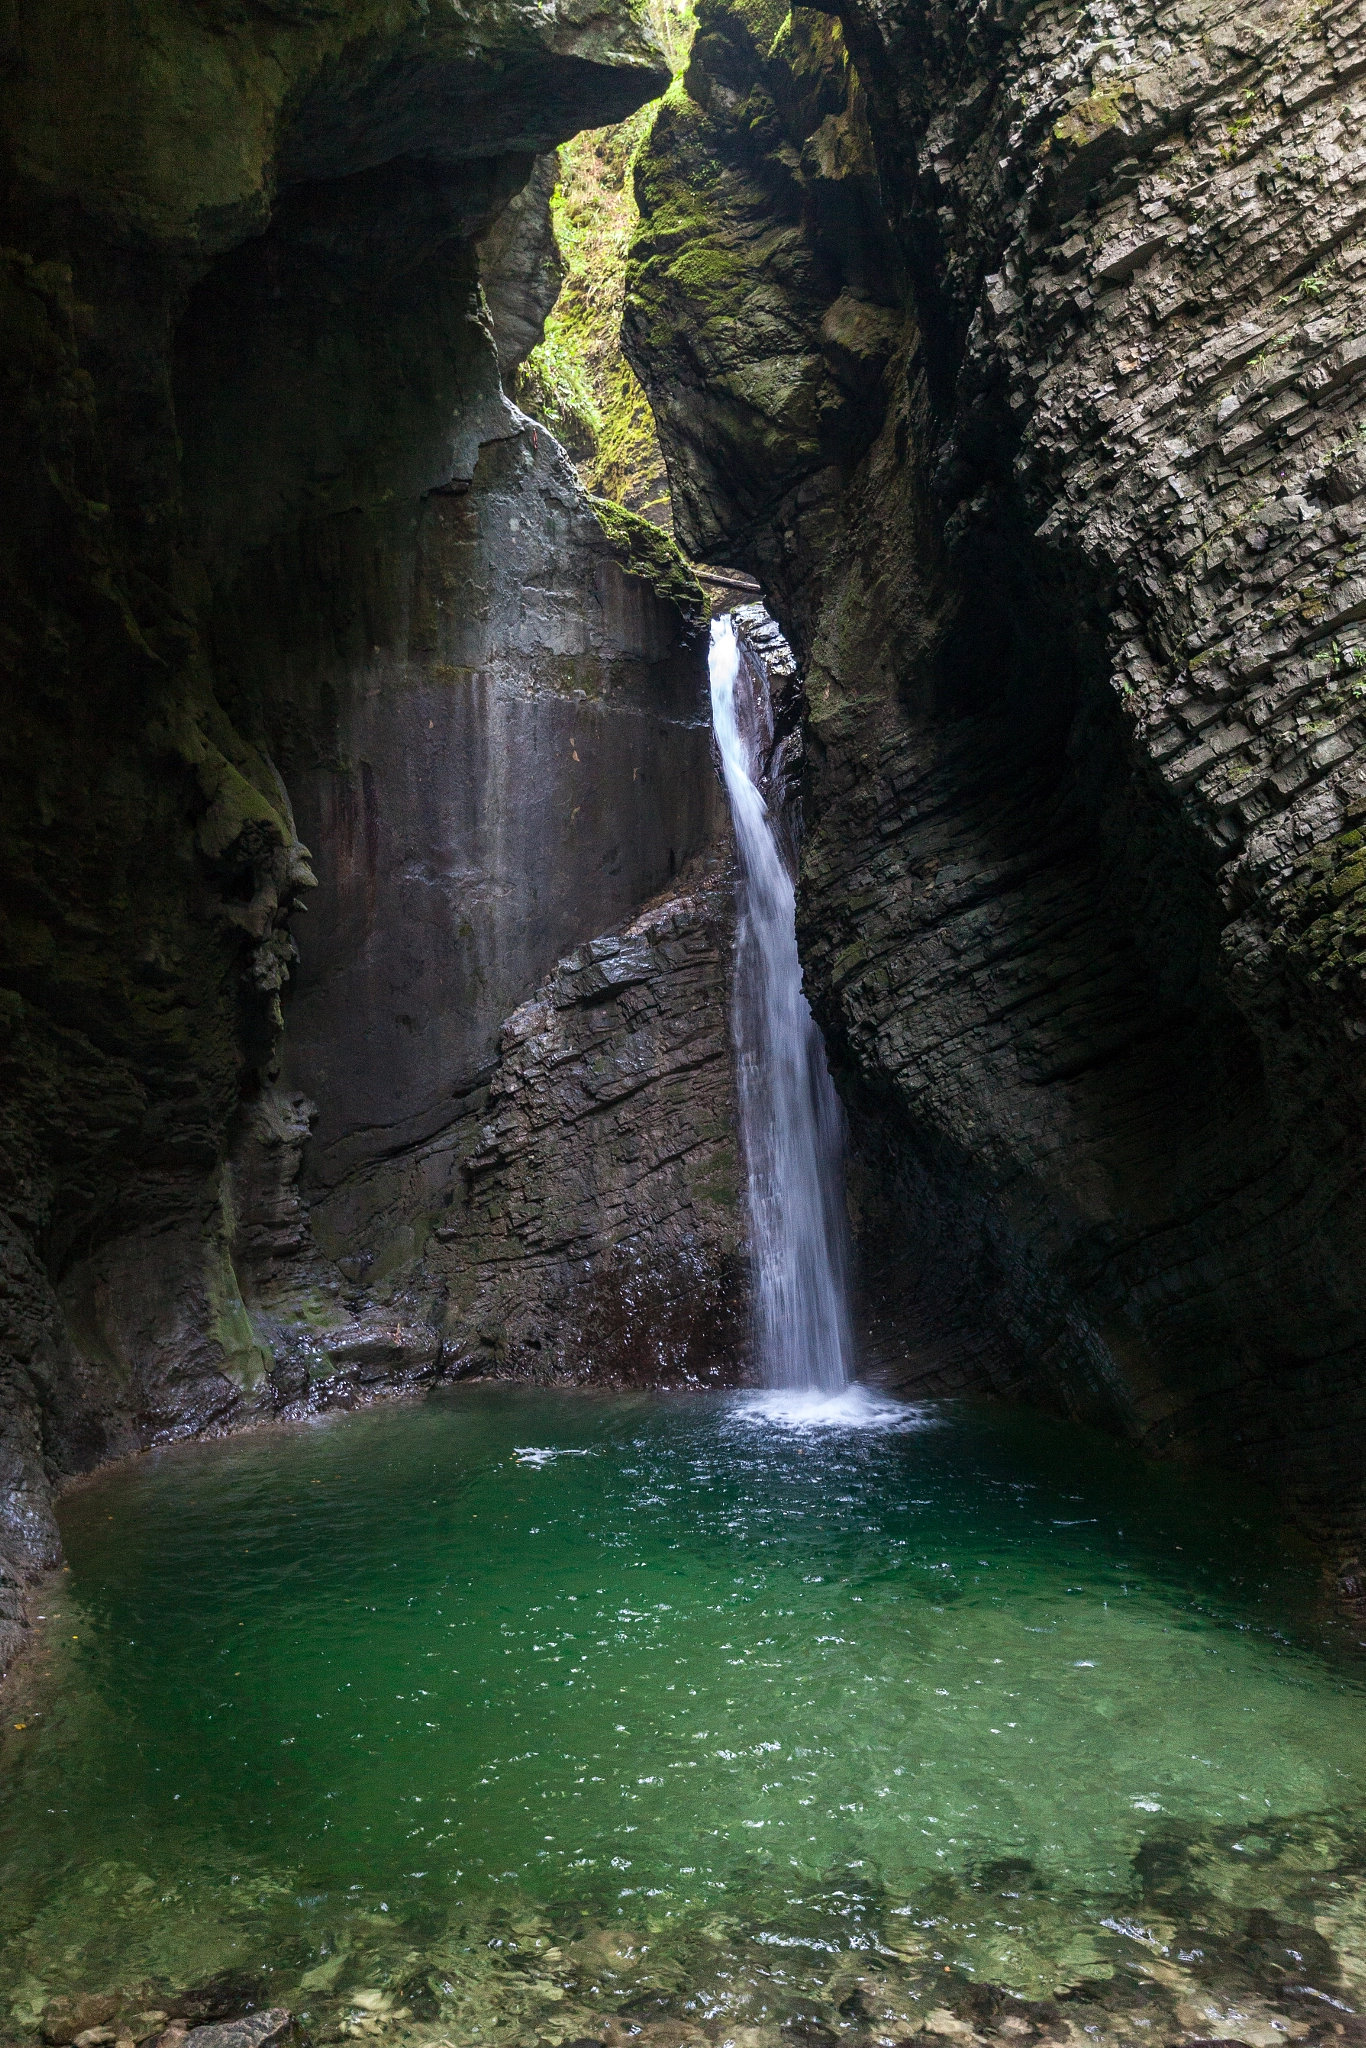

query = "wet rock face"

[213,853,746,1397]
[212,416,722,1190]
[425,852,745,1383]
[628,0,1366,1540]
[0,0,713,1667]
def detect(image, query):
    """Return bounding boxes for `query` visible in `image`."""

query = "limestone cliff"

[0,0,738,1674]
[626,0,1366,1567]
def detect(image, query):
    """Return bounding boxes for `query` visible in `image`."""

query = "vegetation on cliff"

[513,0,694,528]
[0,0,680,1664]
[589,494,709,628]
[622,0,1366,1572]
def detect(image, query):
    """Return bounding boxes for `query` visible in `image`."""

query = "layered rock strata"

[271,851,746,1389]
[213,851,745,1400]
[0,0,723,1673]
[627,0,1366,1556]
[444,868,743,1386]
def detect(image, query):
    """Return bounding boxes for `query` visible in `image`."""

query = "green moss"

[205,1241,271,1392]
[665,242,747,299]
[513,324,601,458]
[632,79,727,223]
[715,0,789,59]
[589,496,709,627]
[513,0,695,526]
[194,748,291,863]
[1052,84,1133,150]
[593,354,674,523]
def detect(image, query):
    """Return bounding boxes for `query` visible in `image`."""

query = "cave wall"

[252,451,722,1184]
[201,424,737,1401]
[625,0,1366,1565]
[0,0,743,1673]
[281,845,747,1390]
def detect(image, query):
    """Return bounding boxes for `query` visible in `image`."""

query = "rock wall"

[228,433,722,1188]
[303,849,746,1388]
[0,0,739,1673]
[445,860,743,1385]
[211,847,746,1406]
[210,438,738,1400]
[626,0,1366,1563]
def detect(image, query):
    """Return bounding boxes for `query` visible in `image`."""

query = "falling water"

[710,614,854,1391]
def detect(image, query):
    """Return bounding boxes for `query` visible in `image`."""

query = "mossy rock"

[1051,84,1134,151]
[589,495,710,629]
[1273,817,1366,991]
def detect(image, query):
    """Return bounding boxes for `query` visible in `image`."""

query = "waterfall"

[710,615,854,1392]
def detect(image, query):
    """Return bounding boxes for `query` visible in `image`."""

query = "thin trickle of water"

[709,614,854,1392]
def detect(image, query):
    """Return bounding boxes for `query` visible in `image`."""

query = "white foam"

[512,1446,596,1466]
[728,1385,938,1433]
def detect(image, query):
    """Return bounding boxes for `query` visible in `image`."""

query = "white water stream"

[709,615,855,1393]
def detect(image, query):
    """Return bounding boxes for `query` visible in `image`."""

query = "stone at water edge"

[180,2013,299,2048]
[40,2001,120,2047]
[39,2005,299,2048]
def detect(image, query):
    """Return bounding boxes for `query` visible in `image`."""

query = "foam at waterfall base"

[730,1383,938,1432]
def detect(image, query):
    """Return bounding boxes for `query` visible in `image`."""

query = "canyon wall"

[626,0,1366,1568]
[8,0,1365,1699]
[0,0,742,1674]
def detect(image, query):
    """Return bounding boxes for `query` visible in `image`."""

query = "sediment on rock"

[626,0,1366,1563]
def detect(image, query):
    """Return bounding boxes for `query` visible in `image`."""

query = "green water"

[3,1387,1365,2046]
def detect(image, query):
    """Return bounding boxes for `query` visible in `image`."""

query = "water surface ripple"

[3,1388,1364,2041]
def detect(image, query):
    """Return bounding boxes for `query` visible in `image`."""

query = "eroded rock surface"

[439,853,744,1382]
[627,0,1366,1555]
[206,852,744,1398]
[280,853,746,1384]
[0,0,709,1671]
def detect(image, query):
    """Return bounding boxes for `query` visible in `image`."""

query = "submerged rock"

[41,1999,123,2046]
[181,2014,297,2048]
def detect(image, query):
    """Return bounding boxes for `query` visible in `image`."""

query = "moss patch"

[1052,84,1135,151]
[590,495,709,628]
[1272,812,1366,995]
[513,0,696,527]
